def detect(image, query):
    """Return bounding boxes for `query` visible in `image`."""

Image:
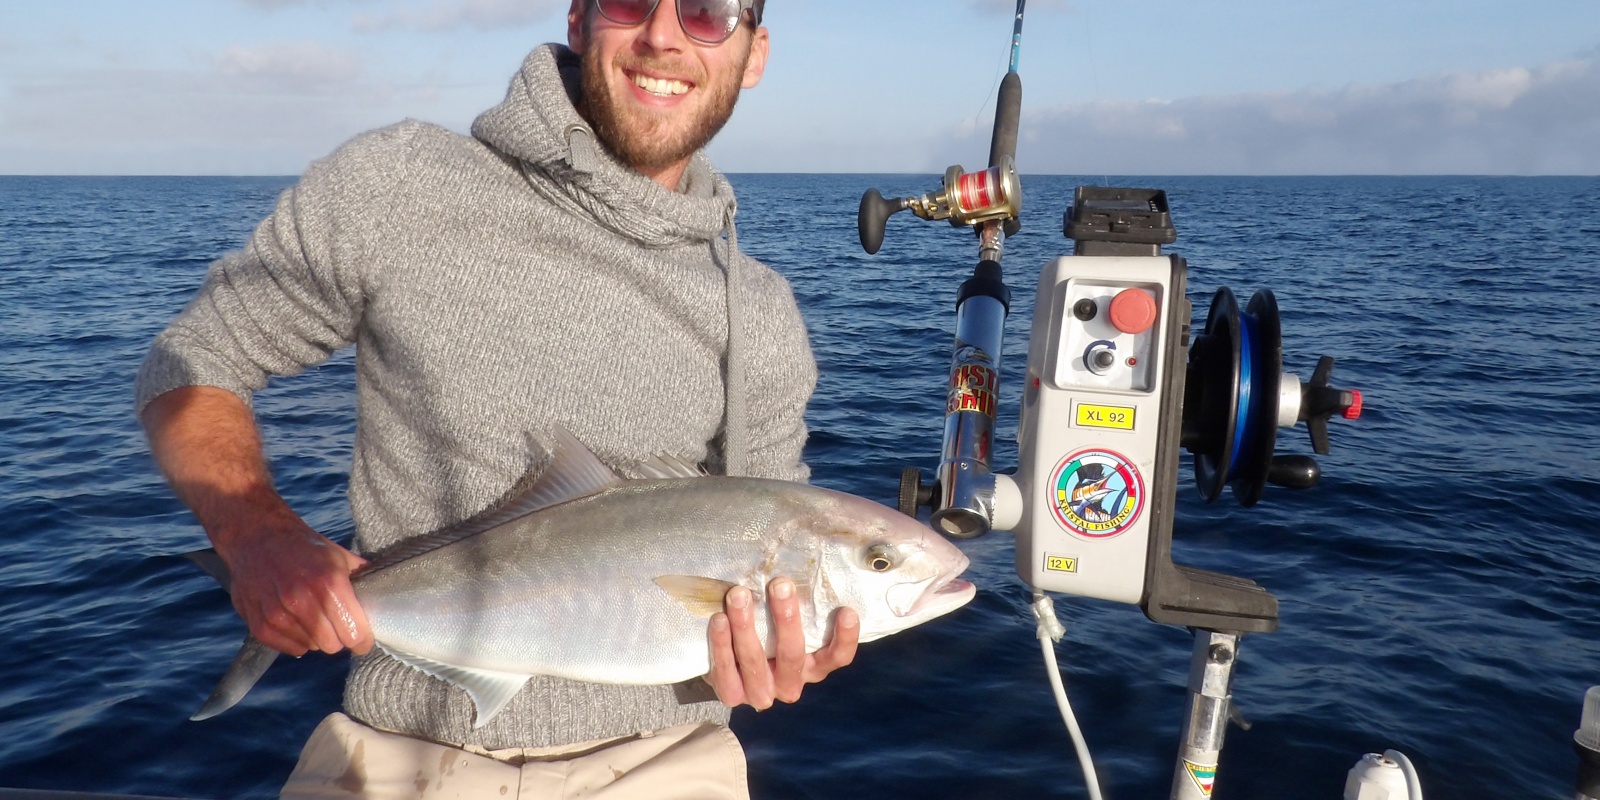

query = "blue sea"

[1,172,1597,799]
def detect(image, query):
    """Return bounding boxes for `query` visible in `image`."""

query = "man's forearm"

[141,385,373,655]
[140,385,300,553]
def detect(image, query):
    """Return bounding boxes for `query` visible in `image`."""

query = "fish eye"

[866,544,896,572]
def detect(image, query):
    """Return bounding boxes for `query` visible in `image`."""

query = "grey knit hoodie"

[136,44,817,749]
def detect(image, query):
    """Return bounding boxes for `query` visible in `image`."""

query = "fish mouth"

[916,574,977,615]
[890,573,977,618]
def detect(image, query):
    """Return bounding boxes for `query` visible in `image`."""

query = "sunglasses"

[594,0,763,45]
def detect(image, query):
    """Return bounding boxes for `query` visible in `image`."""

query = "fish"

[187,429,977,727]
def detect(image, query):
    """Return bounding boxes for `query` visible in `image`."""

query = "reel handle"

[858,189,908,255]
[1267,454,1321,490]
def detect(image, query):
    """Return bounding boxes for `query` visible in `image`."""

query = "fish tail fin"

[184,547,232,593]
[191,636,280,721]
[184,548,274,721]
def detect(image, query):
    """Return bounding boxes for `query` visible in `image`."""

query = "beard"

[579,41,748,175]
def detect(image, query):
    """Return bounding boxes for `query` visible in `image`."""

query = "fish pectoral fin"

[654,575,741,618]
[377,644,531,729]
[191,636,280,721]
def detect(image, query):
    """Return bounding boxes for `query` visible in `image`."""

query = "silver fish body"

[190,431,975,726]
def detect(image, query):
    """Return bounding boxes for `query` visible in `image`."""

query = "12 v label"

[1045,554,1079,573]
[1075,402,1136,431]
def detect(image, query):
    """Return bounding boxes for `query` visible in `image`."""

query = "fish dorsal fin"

[633,454,706,480]
[654,575,741,618]
[357,427,623,576]
[377,644,531,729]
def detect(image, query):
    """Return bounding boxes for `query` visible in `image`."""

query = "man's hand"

[219,520,373,658]
[141,386,374,658]
[705,578,859,709]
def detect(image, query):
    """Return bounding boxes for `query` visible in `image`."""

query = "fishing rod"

[859,1,1025,541]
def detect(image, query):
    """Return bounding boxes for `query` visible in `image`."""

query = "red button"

[1109,288,1158,334]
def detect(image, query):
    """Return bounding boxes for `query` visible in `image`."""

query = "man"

[136,0,857,796]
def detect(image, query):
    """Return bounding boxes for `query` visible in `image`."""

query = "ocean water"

[1,172,1597,799]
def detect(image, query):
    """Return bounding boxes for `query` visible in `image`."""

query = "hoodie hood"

[470,44,738,250]
[470,43,758,477]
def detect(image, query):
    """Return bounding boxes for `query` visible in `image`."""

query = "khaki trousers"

[280,713,750,800]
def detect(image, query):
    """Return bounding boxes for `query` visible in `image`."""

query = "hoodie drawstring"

[719,210,748,478]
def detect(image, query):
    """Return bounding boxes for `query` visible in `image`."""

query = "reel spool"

[1182,288,1321,506]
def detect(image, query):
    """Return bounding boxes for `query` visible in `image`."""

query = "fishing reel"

[859,156,1023,255]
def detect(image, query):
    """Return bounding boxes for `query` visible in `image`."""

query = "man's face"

[568,0,769,184]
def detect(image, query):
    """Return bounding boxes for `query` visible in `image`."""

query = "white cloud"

[5,32,1596,176]
[215,41,364,91]
[713,54,1600,175]
[971,57,1600,175]
[353,0,568,32]
[1441,66,1533,110]
[0,41,396,174]
[234,0,564,32]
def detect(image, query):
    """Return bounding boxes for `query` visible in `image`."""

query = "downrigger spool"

[1182,287,1364,507]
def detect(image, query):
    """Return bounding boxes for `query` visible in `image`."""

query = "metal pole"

[1170,630,1240,800]
[931,280,1006,539]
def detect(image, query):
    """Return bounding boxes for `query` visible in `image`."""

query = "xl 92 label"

[1075,402,1135,431]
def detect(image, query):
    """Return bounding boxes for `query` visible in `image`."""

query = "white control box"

[1012,255,1188,605]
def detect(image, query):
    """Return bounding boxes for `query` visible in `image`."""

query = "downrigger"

[855,3,1363,798]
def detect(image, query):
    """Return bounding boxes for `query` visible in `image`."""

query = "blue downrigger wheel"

[1187,288,1284,506]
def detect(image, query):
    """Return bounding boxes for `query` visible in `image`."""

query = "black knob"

[898,467,936,518]
[1266,455,1321,489]
[859,189,906,255]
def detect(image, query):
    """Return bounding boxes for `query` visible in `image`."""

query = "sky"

[1,0,1597,176]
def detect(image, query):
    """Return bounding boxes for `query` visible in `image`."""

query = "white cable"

[1382,750,1424,800]
[1032,592,1105,800]
[1032,592,1066,642]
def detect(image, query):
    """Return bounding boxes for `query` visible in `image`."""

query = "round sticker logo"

[1049,448,1146,538]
